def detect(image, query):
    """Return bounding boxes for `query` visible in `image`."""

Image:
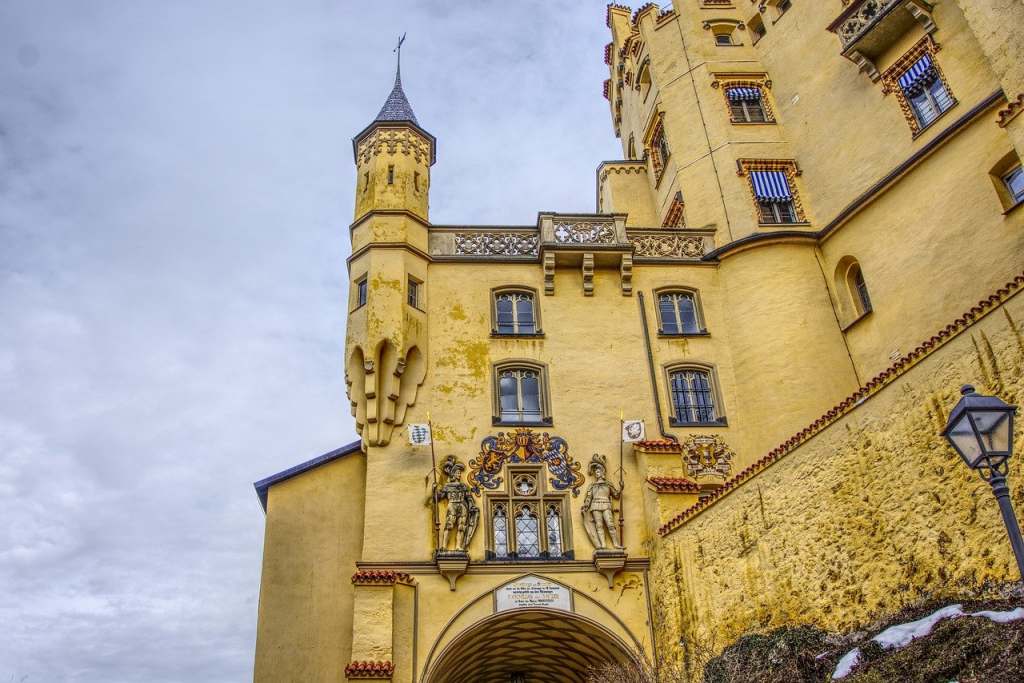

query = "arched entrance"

[423,608,637,683]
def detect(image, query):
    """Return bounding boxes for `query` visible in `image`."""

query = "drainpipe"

[638,291,677,442]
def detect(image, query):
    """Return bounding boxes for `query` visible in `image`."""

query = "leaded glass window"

[546,504,562,557]
[494,291,536,335]
[492,504,509,558]
[670,369,717,424]
[498,368,543,423]
[486,467,568,560]
[658,292,701,334]
[514,505,540,558]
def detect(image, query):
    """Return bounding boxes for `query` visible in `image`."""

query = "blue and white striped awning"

[750,170,792,202]
[898,55,938,95]
[727,86,761,102]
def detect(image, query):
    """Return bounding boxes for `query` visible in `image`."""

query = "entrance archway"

[423,608,637,683]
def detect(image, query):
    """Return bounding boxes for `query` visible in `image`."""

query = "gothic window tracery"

[484,464,571,561]
[493,289,539,335]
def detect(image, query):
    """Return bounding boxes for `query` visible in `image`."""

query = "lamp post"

[941,384,1024,578]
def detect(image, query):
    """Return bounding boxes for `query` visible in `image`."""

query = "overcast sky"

[0,1,620,681]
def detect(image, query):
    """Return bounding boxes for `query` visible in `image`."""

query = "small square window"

[408,277,421,309]
[356,278,368,309]
[715,33,733,46]
[1004,166,1024,205]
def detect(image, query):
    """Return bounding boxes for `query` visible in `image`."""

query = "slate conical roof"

[375,64,419,124]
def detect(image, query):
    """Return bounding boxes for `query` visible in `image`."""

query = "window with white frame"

[493,290,538,335]
[494,363,550,425]
[658,291,704,335]
[1004,166,1024,206]
[898,54,954,130]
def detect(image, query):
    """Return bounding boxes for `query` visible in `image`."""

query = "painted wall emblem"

[681,434,735,479]
[468,428,585,496]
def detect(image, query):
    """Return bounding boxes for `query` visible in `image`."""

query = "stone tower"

[346,48,435,447]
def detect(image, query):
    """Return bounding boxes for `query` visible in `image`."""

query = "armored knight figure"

[581,453,623,550]
[434,455,480,553]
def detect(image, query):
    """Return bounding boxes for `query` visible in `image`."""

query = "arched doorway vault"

[422,607,639,683]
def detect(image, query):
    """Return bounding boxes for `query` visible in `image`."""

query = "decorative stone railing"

[827,0,933,63]
[828,0,935,70]
[428,220,714,266]
[429,227,540,259]
[627,230,711,261]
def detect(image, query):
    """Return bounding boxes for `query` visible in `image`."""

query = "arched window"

[485,466,570,560]
[850,264,872,316]
[492,503,509,558]
[834,257,873,322]
[657,290,704,335]
[545,504,563,557]
[627,134,636,160]
[668,367,720,425]
[493,289,538,335]
[637,60,652,101]
[493,362,551,425]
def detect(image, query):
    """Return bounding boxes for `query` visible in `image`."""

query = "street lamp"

[941,384,1024,578]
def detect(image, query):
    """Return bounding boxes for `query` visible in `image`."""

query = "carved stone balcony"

[828,0,937,81]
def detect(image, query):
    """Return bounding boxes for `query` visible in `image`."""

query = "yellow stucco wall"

[253,452,366,683]
[652,291,1024,671]
[254,2,1024,680]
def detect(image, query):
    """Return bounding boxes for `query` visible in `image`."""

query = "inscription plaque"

[495,577,572,613]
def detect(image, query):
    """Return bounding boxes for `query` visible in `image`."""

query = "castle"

[252,2,1024,681]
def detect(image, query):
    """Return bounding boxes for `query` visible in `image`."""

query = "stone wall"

[651,286,1024,672]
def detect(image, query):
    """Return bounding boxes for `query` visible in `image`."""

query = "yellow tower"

[347,45,435,447]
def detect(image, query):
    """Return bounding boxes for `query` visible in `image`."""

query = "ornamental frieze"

[628,233,705,259]
[453,232,539,257]
[468,428,585,496]
[356,128,432,165]
[552,221,616,244]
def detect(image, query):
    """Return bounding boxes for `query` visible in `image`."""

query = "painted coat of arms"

[467,428,585,496]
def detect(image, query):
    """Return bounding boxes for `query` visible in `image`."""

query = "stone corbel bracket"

[593,549,628,588]
[435,551,470,591]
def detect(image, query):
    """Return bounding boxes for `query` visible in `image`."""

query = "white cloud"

[0,0,620,680]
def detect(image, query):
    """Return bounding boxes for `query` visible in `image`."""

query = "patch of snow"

[873,604,964,648]
[831,603,1024,679]
[969,607,1024,624]
[831,647,861,679]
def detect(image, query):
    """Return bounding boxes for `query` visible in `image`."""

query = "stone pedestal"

[593,549,627,588]
[435,551,469,590]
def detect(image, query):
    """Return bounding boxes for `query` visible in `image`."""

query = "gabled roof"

[253,440,362,512]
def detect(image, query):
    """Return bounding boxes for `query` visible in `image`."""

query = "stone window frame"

[711,74,776,124]
[654,286,709,337]
[353,274,368,311]
[491,359,553,427]
[663,361,728,427]
[490,286,543,338]
[644,111,671,187]
[407,275,424,311]
[989,150,1024,213]
[735,158,808,225]
[662,191,686,227]
[483,463,573,561]
[880,36,957,138]
[702,18,746,46]
[833,256,874,328]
